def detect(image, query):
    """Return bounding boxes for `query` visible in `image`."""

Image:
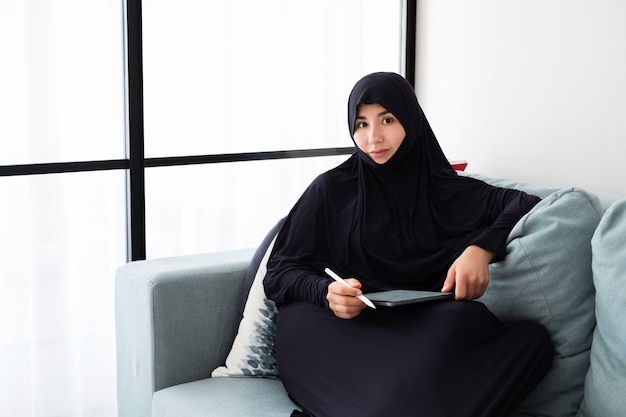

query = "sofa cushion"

[479,188,602,416]
[459,171,560,199]
[211,221,283,378]
[239,218,285,314]
[152,377,297,417]
[577,198,626,417]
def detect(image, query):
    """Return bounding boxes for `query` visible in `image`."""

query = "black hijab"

[265,72,535,302]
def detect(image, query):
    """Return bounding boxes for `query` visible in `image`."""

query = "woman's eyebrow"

[356,111,391,119]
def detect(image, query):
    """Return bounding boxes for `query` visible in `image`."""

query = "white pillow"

[211,236,278,378]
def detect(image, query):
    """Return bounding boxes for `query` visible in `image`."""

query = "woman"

[264,72,553,417]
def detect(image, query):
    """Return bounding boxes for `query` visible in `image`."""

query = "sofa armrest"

[115,248,254,417]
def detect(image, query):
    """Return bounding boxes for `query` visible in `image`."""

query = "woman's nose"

[368,126,383,144]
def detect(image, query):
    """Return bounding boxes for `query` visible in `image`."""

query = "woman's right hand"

[327,279,367,319]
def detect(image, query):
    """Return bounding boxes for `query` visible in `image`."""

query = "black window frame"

[0,0,417,262]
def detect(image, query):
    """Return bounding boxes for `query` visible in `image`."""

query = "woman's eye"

[382,117,394,124]
[355,121,367,129]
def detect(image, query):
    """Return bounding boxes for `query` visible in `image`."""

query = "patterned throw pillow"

[211,228,281,378]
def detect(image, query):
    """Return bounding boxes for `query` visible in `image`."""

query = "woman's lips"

[369,149,389,159]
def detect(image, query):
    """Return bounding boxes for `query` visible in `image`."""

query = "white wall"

[415,0,626,195]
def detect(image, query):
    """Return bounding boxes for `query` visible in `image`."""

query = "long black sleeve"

[469,186,541,261]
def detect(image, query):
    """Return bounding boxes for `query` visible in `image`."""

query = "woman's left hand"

[441,245,495,300]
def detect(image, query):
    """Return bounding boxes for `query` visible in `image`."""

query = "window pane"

[0,171,126,416]
[0,1,125,165]
[145,155,350,258]
[143,0,404,158]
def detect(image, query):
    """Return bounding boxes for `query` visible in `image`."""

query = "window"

[143,0,406,157]
[141,0,409,257]
[0,172,125,416]
[0,1,125,166]
[0,1,413,415]
[1,1,125,415]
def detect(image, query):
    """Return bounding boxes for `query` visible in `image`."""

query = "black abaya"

[263,72,553,416]
[264,72,542,306]
[277,301,553,417]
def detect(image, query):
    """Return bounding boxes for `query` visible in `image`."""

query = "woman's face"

[353,103,406,165]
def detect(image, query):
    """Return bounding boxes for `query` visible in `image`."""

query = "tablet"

[364,289,454,307]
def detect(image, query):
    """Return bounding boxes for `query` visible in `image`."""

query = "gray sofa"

[115,173,626,417]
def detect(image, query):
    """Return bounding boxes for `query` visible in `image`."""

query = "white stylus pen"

[324,267,376,309]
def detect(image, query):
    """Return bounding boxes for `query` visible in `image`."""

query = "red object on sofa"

[450,161,468,171]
